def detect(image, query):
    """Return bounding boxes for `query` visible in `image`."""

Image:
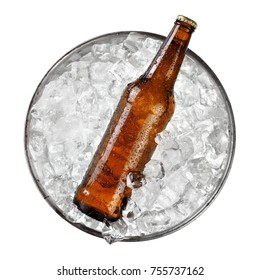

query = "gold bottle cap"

[177,15,197,29]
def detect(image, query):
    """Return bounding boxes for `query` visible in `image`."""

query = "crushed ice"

[26,32,233,243]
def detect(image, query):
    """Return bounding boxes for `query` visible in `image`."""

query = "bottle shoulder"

[125,77,174,105]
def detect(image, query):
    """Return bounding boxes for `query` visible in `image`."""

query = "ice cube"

[175,74,200,106]
[208,127,229,154]
[155,185,180,209]
[178,136,194,161]
[180,56,202,78]
[110,44,128,60]
[143,159,165,180]
[28,130,46,158]
[122,199,141,222]
[164,168,190,196]
[161,148,183,172]
[102,219,128,244]
[200,87,220,107]
[127,171,145,188]
[205,146,227,169]
[131,183,160,211]
[155,130,179,150]
[109,60,137,82]
[89,61,114,83]
[91,43,110,57]
[143,37,162,51]
[136,210,171,234]
[123,32,147,52]
[66,205,85,223]
[47,143,72,176]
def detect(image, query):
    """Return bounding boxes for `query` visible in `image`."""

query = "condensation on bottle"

[73,15,197,221]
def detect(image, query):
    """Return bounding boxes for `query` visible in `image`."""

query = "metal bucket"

[25,31,235,242]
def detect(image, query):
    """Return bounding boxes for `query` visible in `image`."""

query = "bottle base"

[73,197,118,222]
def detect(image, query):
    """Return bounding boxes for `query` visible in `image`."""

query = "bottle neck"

[144,22,194,90]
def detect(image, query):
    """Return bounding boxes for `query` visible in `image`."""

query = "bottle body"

[74,78,174,221]
[73,16,196,221]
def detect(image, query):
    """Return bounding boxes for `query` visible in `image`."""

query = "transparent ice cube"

[208,127,229,154]
[143,159,165,180]
[136,210,171,234]
[102,219,128,244]
[122,199,141,222]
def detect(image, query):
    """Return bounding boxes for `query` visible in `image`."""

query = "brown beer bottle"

[74,15,197,221]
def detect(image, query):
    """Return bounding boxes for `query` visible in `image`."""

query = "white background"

[1,0,259,279]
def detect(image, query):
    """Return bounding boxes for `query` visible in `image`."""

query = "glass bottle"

[74,15,197,221]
